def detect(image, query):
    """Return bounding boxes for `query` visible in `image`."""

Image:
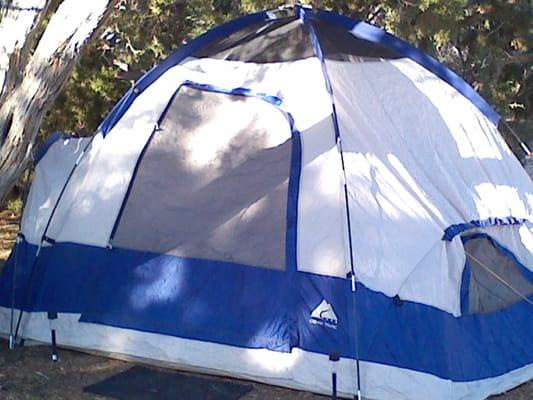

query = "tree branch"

[0,0,117,204]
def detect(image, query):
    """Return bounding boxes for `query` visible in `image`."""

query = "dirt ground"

[0,208,531,400]
[0,339,531,400]
[0,338,329,400]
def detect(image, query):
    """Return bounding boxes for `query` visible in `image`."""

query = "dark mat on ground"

[83,365,254,400]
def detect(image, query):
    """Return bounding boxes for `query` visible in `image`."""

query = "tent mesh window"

[191,18,315,63]
[461,236,533,314]
[311,19,402,62]
[112,87,293,270]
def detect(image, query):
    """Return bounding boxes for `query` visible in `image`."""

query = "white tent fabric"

[32,59,533,313]
[21,135,91,245]
[46,58,332,247]
[327,58,533,314]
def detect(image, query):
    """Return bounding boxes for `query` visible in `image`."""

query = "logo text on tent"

[309,299,338,329]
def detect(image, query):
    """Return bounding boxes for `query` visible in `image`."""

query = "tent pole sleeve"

[14,135,95,342]
[298,5,363,398]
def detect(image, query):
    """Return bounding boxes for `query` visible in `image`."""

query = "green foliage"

[6,197,22,213]
[42,0,533,139]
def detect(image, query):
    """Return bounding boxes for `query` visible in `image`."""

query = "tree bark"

[0,0,116,205]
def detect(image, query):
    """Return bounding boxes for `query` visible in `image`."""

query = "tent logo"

[309,299,338,329]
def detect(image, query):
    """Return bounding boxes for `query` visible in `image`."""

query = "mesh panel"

[192,16,402,63]
[463,237,533,314]
[312,20,401,61]
[112,87,292,270]
[192,18,315,63]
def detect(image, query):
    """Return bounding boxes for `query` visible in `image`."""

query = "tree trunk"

[0,0,116,205]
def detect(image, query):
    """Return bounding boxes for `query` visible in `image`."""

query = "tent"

[1,5,532,399]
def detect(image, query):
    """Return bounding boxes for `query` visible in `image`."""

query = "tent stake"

[329,352,340,400]
[48,312,59,362]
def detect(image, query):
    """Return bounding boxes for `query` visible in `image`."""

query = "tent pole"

[8,233,22,350]
[13,135,95,343]
[501,119,531,158]
[9,168,32,350]
[298,6,363,398]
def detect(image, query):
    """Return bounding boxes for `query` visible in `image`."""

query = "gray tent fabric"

[192,18,315,63]
[312,20,402,62]
[192,17,401,64]
[464,237,533,314]
[113,87,292,270]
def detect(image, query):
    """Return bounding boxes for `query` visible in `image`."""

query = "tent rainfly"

[1,5,532,400]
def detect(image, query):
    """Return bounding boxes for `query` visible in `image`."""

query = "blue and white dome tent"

[1,5,532,399]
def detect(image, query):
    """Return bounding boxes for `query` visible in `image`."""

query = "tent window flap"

[112,87,293,270]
